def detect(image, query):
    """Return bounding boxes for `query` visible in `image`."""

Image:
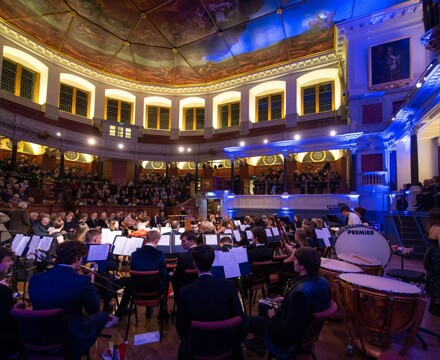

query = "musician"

[29,241,108,360]
[157,211,168,227]
[176,245,247,360]
[247,226,274,263]
[171,230,198,299]
[245,247,331,357]
[340,205,362,226]
[215,220,232,234]
[219,236,233,252]
[150,211,160,228]
[163,220,182,235]
[0,247,20,359]
[84,229,131,315]
[131,230,167,288]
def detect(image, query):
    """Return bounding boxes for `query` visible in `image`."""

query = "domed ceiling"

[0,0,407,86]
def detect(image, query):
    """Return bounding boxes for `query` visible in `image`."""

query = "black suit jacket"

[29,265,108,359]
[247,244,273,263]
[150,216,159,228]
[172,247,196,297]
[131,245,167,286]
[176,274,247,338]
[0,284,19,358]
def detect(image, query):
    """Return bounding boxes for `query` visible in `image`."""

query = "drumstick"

[351,254,372,264]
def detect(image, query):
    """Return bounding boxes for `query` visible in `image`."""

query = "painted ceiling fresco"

[0,0,407,86]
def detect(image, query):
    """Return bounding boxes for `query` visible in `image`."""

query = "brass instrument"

[0,272,21,300]
[79,261,99,273]
[258,297,281,310]
[78,262,123,294]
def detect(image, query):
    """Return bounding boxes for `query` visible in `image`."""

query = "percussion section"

[320,258,363,302]
[335,225,391,268]
[335,273,426,357]
[337,253,384,276]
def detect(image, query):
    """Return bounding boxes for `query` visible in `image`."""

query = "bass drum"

[335,225,391,267]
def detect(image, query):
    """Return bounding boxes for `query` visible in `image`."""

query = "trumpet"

[0,272,22,300]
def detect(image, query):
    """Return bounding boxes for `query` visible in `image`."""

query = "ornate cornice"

[337,0,421,37]
[0,21,338,96]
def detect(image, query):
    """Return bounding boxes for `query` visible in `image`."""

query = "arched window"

[213,91,241,129]
[180,97,205,131]
[144,96,171,130]
[249,81,286,123]
[59,74,95,118]
[105,89,135,125]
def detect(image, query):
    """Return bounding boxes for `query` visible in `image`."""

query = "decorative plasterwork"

[337,1,421,37]
[0,22,338,96]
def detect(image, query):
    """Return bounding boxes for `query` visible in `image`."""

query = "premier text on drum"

[347,229,375,235]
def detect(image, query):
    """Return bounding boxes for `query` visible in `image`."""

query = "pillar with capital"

[230,157,235,193]
[194,161,199,193]
[10,139,18,172]
[387,141,397,191]
[349,145,357,192]
[410,129,419,185]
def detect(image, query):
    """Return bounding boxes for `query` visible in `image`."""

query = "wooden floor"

[88,254,440,359]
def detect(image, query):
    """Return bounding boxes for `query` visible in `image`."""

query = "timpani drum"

[320,258,363,301]
[336,273,425,356]
[335,225,391,272]
[337,253,383,276]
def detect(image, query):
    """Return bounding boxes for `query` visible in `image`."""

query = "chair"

[124,270,167,341]
[248,262,282,315]
[10,306,73,359]
[268,301,338,360]
[187,316,243,359]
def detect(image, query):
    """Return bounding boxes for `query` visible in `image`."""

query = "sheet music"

[321,228,332,247]
[230,246,249,264]
[179,228,185,233]
[174,235,181,244]
[159,235,170,246]
[222,252,241,278]
[112,237,128,255]
[15,236,31,257]
[234,220,241,226]
[213,250,223,267]
[265,228,273,237]
[272,227,280,236]
[102,229,122,244]
[123,237,144,256]
[205,234,218,245]
[224,229,232,234]
[38,236,53,252]
[240,225,247,231]
[246,231,253,242]
[315,229,331,247]
[26,236,41,259]
[87,244,110,261]
[11,234,24,252]
[233,230,241,242]
[160,227,169,234]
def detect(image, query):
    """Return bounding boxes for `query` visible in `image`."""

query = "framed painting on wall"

[369,37,411,90]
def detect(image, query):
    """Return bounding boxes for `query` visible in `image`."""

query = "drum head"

[335,225,391,266]
[338,273,421,295]
[320,258,363,273]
